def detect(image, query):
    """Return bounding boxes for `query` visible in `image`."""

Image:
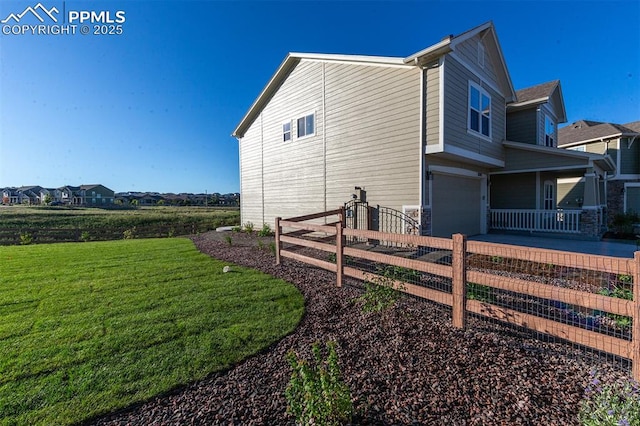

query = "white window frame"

[467,81,491,140]
[282,120,292,142]
[544,115,555,147]
[296,112,315,139]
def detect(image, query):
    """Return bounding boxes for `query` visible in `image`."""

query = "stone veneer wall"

[607,180,625,225]
[403,207,421,236]
[421,207,432,236]
[580,209,602,240]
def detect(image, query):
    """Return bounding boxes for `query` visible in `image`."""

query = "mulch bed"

[89,231,628,425]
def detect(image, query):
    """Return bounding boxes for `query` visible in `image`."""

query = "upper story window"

[544,116,555,147]
[468,82,491,138]
[297,113,315,138]
[282,121,291,142]
[569,145,586,152]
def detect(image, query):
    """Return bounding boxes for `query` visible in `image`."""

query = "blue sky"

[1,1,638,194]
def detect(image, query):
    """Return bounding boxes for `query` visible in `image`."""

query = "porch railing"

[490,209,581,234]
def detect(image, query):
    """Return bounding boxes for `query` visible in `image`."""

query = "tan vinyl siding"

[325,63,421,212]
[425,60,440,148]
[442,56,505,162]
[455,35,498,85]
[585,141,608,155]
[260,60,325,227]
[620,138,640,174]
[490,173,537,209]
[239,122,264,226]
[506,108,537,144]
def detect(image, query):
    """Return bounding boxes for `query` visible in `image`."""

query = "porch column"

[582,170,599,208]
[580,170,601,239]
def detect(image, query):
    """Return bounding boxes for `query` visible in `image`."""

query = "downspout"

[419,63,426,235]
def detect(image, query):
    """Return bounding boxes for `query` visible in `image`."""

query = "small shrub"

[376,265,420,283]
[167,228,175,238]
[232,226,242,233]
[243,222,255,234]
[268,242,277,256]
[80,231,90,242]
[224,235,233,246]
[257,239,264,249]
[467,283,497,304]
[358,273,405,313]
[285,341,353,426]
[328,253,337,263]
[19,232,33,245]
[258,223,273,237]
[610,211,640,235]
[123,227,137,240]
[579,371,640,425]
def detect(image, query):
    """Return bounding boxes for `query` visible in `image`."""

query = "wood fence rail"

[274,209,640,381]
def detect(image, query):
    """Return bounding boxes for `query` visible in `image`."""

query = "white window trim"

[282,120,292,142]
[467,81,492,141]
[296,111,316,140]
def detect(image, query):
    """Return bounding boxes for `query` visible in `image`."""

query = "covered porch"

[488,141,615,239]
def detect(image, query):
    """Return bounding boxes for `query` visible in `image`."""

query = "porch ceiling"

[494,140,615,174]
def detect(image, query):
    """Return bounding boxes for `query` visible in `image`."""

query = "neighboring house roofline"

[232,52,408,138]
[558,119,639,146]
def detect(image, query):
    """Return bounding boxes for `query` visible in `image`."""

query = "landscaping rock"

[89,231,628,425]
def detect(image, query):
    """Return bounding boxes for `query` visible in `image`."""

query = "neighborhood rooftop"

[558,120,640,146]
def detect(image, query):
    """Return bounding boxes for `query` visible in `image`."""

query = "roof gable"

[509,80,567,123]
[232,53,406,138]
[405,21,516,102]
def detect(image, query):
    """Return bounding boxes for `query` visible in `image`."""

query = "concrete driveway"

[469,233,638,258]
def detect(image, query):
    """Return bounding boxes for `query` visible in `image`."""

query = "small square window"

[282,122,291,142]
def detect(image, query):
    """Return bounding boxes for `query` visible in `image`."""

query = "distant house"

[233,21,613,239]
[559,120,640,220]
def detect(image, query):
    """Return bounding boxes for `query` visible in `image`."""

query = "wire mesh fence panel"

[465,241,635,374]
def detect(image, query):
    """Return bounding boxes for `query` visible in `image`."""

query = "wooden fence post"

[633,251,640,381]
[452,233,467,329]
[336,222,344,287]
[275,217,282,266]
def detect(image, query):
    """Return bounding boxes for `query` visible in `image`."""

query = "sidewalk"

[469,233,638,258]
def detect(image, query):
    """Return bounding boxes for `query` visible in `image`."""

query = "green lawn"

[0,238,304,425]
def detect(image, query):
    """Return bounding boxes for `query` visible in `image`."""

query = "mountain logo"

[1,3,59,24]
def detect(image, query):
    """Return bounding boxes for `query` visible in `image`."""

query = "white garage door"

[432,173,482,237]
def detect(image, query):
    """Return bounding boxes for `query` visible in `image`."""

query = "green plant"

[232,226,242,233]
[610,211,640,235]
[599,286,633,301]
[466,283,497,303]
[358,273,405,313]
[19,232,33,245]
[80,231,91,242]
[168,227,175,238]
[257,239,264,249]
[491,255,504,264]
[376,264,420,282]
[258,223,273,237]
[618,274,632,284]
[285,341,353,426]
[243,221,255,234]
[224,235,233,246]
[328,253,337,263]
[579,371,640,426]
[268,241,277,256]
[123,226,137,239]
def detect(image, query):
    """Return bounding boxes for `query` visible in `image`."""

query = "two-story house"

[558,120,640,222]
[233,21,614,239]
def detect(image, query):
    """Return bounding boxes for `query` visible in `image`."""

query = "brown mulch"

[89,231,627,425]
